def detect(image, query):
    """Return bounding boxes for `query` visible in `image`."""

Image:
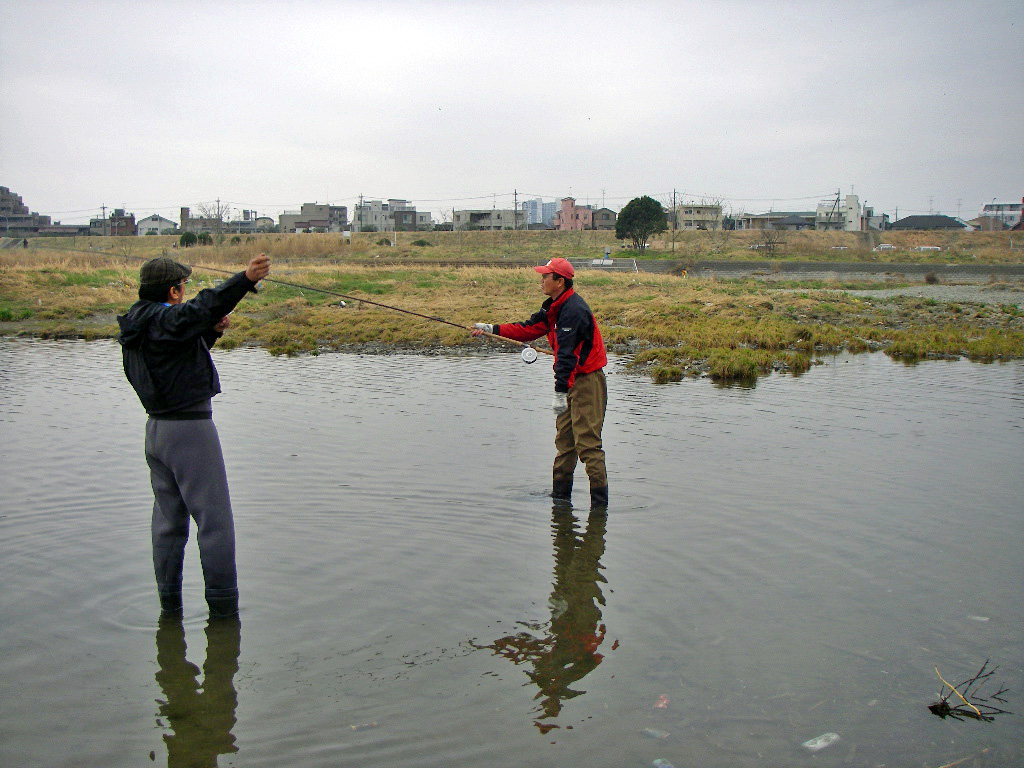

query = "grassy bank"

[2,246,1023,384]
[22,226,1024,264]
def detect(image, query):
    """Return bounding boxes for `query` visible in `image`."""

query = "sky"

[2,0,1021,226]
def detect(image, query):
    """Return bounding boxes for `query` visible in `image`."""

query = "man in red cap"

[473,258,608,510]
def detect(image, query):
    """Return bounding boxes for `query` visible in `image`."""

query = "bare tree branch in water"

[928,659,1011,722]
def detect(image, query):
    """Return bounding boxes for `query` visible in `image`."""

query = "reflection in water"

[478,507,612,733]
[154,615,241,767]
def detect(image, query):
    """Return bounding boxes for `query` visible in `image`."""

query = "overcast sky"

[2,0,1021,225]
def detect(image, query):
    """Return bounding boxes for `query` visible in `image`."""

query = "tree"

[615,196,666,250]
[179,231,198,248]
[195,199,231,237]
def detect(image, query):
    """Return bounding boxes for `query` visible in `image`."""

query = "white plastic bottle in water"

[801,732,840,752]
[652,760,677,768]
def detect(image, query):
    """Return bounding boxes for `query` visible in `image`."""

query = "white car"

[873,244,897,251]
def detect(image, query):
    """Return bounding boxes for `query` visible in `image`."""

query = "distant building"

[591,207,617,231]
[416,211,434,230]
[453,209,525,230]
[279,203,348,233]
[38,223,90,236]
[736,195,868,231]
[554,197,592,231]
[861,205,889,231]
[136,214,178,235]
[890,214,973,231]
[180,207,223,234]
[671,202,722,230]
[734,211,815,230]
[90,208,136,236]
[520,198,557,227]
[980,199,1023,229]
[774,214,814,231]
[815,195,862,231]
[352,199,417,231]
[0,186,52,236]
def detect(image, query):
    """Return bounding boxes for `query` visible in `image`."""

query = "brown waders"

[552,369,608,510]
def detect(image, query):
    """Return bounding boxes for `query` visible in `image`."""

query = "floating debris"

[641,727,670,739]
[349,722,379,731]
[801,732,840,752]
[929,659,1011,722]
[653,694,670,709]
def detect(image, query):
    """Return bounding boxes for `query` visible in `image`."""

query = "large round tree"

[615,196,667,250]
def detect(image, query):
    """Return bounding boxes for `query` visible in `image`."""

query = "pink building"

[555,197,593,231]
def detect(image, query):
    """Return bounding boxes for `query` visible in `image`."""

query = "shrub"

[411,239,433,247]
[179,232,198,248]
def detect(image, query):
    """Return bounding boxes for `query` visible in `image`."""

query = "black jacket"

[117,271,257,415]
[495,289,607,393]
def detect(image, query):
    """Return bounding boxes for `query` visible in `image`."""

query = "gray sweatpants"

[145,417,238,605]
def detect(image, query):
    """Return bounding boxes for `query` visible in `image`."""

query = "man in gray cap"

[118,253,270,618]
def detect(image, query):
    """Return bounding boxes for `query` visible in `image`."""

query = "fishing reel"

[521,346,538,364]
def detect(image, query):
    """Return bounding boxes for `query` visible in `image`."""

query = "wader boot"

[159,590,183,617]
[590,485,609,512]
[206,589,239,619]
[552,473,574,502]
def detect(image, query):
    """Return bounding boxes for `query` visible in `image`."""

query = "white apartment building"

[981,200,1022,228]
[136,214,178,235]
[815,195,862,231]
[353,199,417,231]
[672,203,723,230]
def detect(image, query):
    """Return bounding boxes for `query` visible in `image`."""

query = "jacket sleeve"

[496,307,549,343]
[148,271,257,342]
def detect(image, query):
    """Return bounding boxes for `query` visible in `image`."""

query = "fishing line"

[96,249,552,361]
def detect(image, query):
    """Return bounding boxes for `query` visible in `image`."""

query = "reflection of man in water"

[478,507,610,732]
[155,616,241,766]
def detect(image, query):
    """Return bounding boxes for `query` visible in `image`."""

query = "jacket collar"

[543,287,574,311]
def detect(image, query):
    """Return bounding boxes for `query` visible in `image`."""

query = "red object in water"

[654,694,670,709]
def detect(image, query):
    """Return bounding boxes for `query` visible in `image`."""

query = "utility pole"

[672,188,677,252]
[514,189,518,230]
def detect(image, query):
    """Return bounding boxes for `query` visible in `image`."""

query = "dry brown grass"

[3,249,1023,380]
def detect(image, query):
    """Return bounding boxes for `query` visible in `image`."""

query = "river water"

[1,339,1021,768]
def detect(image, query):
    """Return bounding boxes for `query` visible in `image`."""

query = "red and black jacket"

[494,289,606,393]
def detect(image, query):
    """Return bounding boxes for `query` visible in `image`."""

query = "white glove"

[473,323,493,333]
[552,392,568,414]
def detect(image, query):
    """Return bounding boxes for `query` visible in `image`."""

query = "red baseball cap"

[534,258,574,279]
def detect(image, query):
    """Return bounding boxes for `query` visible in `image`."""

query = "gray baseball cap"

[139,257,192,285]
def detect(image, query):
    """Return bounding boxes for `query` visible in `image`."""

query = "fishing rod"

[102,250,552,363]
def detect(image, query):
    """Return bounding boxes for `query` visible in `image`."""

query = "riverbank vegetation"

[19,226,1024,264]
[2,241,1023,384]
